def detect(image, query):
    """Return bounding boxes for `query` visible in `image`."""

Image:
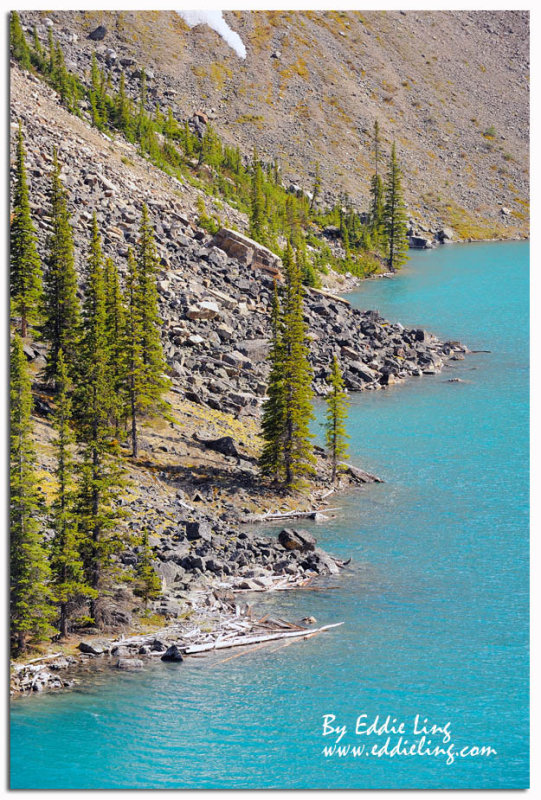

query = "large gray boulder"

[210,228,282,277]
[278,529,317,552]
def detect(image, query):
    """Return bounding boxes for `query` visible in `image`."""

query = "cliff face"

[18,9,530,238]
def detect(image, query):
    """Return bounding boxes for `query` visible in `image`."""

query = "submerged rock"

[116,658,144,670]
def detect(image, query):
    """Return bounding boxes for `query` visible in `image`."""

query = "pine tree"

[135,529,161,607]
[324,355,350,484]
[123,249,145,458]
[104,256,126,435]
[310,162,321,212]
[42,150,80,385]
[250,149,266,243]
[135,204,170,420]
[373,120,381,178]
[10,334,55,653]
[281,243,315,488]
[383,143,409,272]
[10,12,31,70]
[183,120,193,157]
[10,123,43,337]
[31,25,46,72]
[113,72,131,136]
[75,216,124,622]
[369,124,385,241]
[52,41,75,111]
[259,283,286,480]
[50,350,95,637]
[90,53,106,129]
[260,244,316,489]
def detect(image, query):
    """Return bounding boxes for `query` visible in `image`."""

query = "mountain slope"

[18,8,529,238]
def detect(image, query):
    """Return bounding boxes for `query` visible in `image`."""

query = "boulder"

[348,361,378,382]
[200,436,240,458]
[210,228,282,277]
[87,25,107,41]
[342,464,384,483]
[187,301,220,320]
[408,235,433,249]
[161,645,184,662]
[78,641,105,655]
[278,529,317,552]
[185,521,212,541]
[313,548,341,575]
[437,227,455,242]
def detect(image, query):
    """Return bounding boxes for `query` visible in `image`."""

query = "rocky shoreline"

[11,525,350,696]
[10,65,472,699]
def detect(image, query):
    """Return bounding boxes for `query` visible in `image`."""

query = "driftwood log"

[184,622,344,654]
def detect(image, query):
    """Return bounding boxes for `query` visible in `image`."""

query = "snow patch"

[177,10,246,59]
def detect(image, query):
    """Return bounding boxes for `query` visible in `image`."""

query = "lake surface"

[10,241,529,789]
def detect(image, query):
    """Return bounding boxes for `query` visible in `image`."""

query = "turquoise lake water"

[10,241,529,789]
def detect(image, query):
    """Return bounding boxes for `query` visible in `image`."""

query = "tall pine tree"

[260,245,315,489]
[259,283,286,480]
[104,256,126,436]
[135,204,170,417]
[10,334,55,653]
[10,11,31,70]
[123,248,145,458]
[50,349,95,637]
[134,529,161,607]
[383,143,409,272]
[42,149,80,385]
[10,123,43,337]
[250,149,266,243]
[324,355,350,483]
[75,216,124,623]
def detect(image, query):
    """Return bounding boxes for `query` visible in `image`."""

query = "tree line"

[10,125,166,653]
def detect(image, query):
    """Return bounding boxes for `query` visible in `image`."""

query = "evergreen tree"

[324,355,350,483]
[75,216,124,622]
[135,204,170,414]
[383,143,409,272]
[50,350,95,637]
[259,283,286,480]
[113,72,131,135]
[10,123,43,337]
[104,256,126,435]
[369,173,385,241]
[310,162,321,211]
[134,529,161,607]
[46,26,55,75]
[281,242,315,488]
[42,150,81,385]
[261,244,315,489]
[373,120,381,178]
[250,149,266,243]
[123,248,145,458]
[52,41,70,108]
[10,334,55,653]
[183,120,193,157]
[369,124,385,241]
[10,11,31,70]
[32,25,42,60]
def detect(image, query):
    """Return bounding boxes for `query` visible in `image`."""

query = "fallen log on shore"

[183,622,344,654]
[244,507,340,523]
